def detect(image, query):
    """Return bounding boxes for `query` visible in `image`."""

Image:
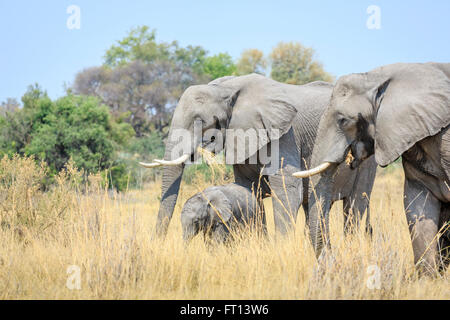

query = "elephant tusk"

[292,162,332,178]
[139,162,162,168]
[153,154,190,166]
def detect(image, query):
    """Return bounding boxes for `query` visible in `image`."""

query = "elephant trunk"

[303,106,346,256]
[307,170,334,256]
[154,144,185,238]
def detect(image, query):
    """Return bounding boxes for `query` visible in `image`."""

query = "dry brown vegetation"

[0,156,448,299]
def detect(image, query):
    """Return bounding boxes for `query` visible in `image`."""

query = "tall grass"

[0,155,448,299]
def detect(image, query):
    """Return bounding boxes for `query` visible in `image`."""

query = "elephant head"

[180,190,233,243]
[292,62,450,255]
[141,74,298,238]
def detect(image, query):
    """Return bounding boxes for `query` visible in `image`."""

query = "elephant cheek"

[182,220,199,242]
[211,224,229,243]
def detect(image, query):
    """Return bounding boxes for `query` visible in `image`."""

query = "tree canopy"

[0,85,134,189]
[0,26,334,190]
[236,49,267,75]
[74,26,238,137]
[270,41,334,84]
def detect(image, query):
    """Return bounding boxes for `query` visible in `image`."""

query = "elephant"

[140,74,377,240]
[181,183,261,243]
[293,62,450,274]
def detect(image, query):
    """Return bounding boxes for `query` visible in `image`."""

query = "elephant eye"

[214,116,221,130]
[337,115,349,128]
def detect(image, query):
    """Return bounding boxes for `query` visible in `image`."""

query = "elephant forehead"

[182,195,208,213]
[337,95,372,116]
[334,74,363,92]
[181,85,221,105]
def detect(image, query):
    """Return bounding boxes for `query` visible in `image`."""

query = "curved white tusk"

[139,162,162,168]
[292,162,332,178]
[153,154,190,166]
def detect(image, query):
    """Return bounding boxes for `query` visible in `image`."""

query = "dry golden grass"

[0,156,448,299]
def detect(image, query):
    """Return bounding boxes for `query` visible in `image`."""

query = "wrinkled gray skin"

[152,74,377,239]
[181,184,261,243]
[307,62,450,274]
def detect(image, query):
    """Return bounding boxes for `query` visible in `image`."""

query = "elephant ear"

[373,64,450,167]
[225,76,298,163]
[207,190,233,225]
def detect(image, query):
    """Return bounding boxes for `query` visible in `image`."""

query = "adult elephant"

[293,63,450,273]
[141,74,377,239]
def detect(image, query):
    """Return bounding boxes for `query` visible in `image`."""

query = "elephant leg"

[306,163,336,257]
[438,203,450,271]
[343,193,372,235]
[233,163,269,234]
[344,156,376,235]
[256,197,268,236]
[404,176,441,275]
[342,197,354,234]
[266,128,303,235]
[308,179,333,256]
[269,173,302,235]
[302,201,309,226]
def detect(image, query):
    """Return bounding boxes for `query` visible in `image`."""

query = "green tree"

[0,85,50,157]
[0,98,20,116]
[236,49,266,75]
[0,109,30,156]
[104,26,164,67]
[76,26,210,136]
[270,42,333,85]
[202,53,236,80]
[24,94,134,175]
[173,44,209,79]
[104,26,208,79]
[22,83,49,111]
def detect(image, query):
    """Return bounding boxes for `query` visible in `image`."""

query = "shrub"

[0,155,87,236]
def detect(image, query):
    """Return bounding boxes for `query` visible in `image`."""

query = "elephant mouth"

[345,148,356,167]
[201,139,216,152]
[348,139,374,169]
[346,147,361,170]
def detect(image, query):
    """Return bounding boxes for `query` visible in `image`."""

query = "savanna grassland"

[0,156,448,300]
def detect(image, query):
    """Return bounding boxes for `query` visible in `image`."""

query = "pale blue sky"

[1,0,449,102]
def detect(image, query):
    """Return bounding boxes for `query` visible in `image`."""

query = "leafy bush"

[25,94,134,175]
[104,132,166,190]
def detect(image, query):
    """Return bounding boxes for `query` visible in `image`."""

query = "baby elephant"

[181,184,262,243]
